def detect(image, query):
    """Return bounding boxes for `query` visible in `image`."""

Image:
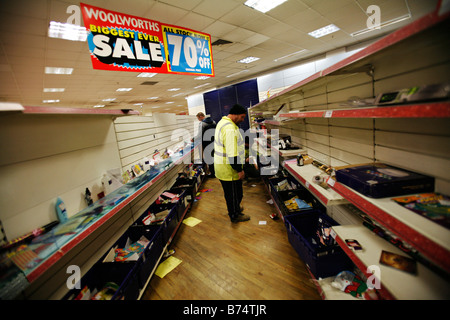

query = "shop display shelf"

[332,224,450,300]
[327,178,450,274]
[282,159,348,206]
[24,146,197,284]
[249,8,450,115]
[22,105,140,116]
[279,102,450,119]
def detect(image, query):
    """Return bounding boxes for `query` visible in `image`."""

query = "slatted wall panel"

[114,114,197,172]
[114,116,157,171]
[263,30,450,195]
[113,113,198,210]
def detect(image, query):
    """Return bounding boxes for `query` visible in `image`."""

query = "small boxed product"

[335,163,434,198]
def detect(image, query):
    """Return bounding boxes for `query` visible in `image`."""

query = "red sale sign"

[80,3,214,77]
[80,2,168,73]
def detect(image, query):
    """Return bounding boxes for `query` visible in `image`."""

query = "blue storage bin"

[270,178,324,216]
[134,193,180,244]
[62,256,140,300]
[118,225,163,288]
[268,176,302,192]
[161,206,179,244]
[170,177,196,203]
[284,211,353,279]
[268,176,301,202]
[141,227,164,282]
[173,189,188,221]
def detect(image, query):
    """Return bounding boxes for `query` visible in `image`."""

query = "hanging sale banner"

[80,3,214,77]
[162,24,214,76]
[80,3,167,73]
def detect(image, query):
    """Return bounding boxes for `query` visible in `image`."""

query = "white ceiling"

[0,0,439,114]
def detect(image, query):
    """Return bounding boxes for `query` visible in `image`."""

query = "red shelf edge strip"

[331,182,450,273]
[23,106,140,115]
[280,103,450,119]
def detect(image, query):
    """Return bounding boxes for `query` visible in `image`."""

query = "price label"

[324,110,333,118]
[162,25,214,76]
[327,176,336,187]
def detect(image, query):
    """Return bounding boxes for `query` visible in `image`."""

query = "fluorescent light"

[137,72,157,77]
[237,56,260,64]
[274,49,307,62]
[45,67,73,74]
[165,102,174,104]
[244,0,287,13]
[351,14,411,37]
[93,104,105,108]
[43,88,65,92]
[102,98,116,102]
[48,21,88,41]
[43,99,60,103]
[194,83,211,89]
[308,24,340,38]
[195,76,210,80]
[167,88,180,91]
[147,97,159,99]
[116,88,133,91]
[226,69,249,78]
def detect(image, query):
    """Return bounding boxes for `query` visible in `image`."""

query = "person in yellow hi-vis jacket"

[214,104,250,223]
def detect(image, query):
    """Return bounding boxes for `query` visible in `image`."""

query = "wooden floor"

[142,176,321,300]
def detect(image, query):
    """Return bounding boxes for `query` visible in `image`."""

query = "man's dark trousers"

[219,179,243,220]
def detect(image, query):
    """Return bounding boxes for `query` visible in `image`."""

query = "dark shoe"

[231,214,250,223]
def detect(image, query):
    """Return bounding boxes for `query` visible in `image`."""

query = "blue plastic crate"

[134,194,180,244]
[268,176,302,192]
[173,189,188,221]
[170,177,196,203]
[284,211,353,279]
[269,177,324,216]
[122,225,164,288]
[62,256,141,300]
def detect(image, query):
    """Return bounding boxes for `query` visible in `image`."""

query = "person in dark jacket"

[196,112,216,176]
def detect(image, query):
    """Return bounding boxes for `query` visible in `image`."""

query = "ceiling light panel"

[244,0,288,13]
[137,73,157,77]
[43,88,65,92]
[45,67,73,74]
[237,56,260,64]
[48,21,88,41]
[308,24,340,38]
